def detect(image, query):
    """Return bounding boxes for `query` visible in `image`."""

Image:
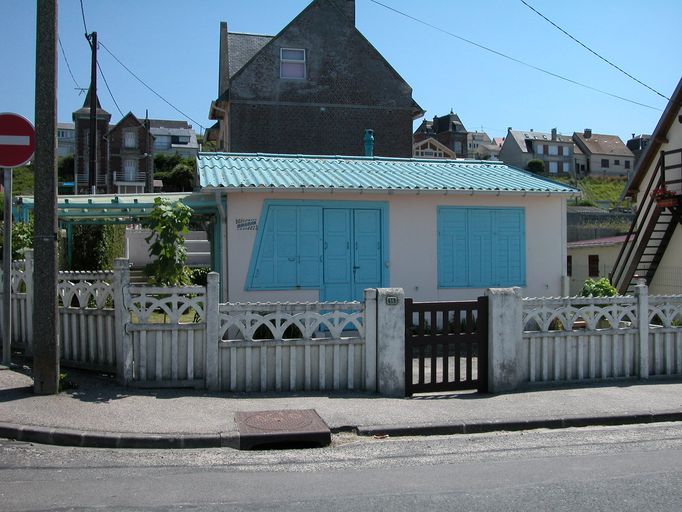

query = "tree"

[144,198,193,286]
[526,159,545,174]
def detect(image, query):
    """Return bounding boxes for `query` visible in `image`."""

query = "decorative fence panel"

[523,292,682,384]
[58,271,117,372]
[217,302,365,392]
[122,283,207,388]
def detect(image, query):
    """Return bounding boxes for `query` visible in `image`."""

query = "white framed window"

[536,144,544,155]
[549,161,558,174]
[548,144,558,156]
[563,162,570,173]
[280,48,306,79]
[123,158,137,181]
[124,130,137,149]
[153,135,171,150]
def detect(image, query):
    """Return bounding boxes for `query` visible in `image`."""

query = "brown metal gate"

[405,297,488,396]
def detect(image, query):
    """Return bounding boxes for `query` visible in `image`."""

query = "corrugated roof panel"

[196,153,579,194]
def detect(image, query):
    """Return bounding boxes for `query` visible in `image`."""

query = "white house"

[612,77,682,294]
[197,153,577,302]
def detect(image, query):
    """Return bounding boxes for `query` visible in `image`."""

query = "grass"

[551,176,630,208]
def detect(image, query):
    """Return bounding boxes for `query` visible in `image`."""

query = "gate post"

[485,287,524,393]
[635,280,649,379]
[113,258,131,384]
[205,272,220,391]
[364,288,377,392]
[376,288,405,397]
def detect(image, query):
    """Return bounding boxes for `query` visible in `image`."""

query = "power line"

[368,0,663,112]
[519,0,669,101]
[98,40,206,131]
[58,36,81,90]
[96,60,124,117]
[79,0,88,37]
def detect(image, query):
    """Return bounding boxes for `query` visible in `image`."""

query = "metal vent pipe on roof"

[364,129,374,157]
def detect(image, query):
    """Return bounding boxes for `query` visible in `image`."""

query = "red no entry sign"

[0,112,36,168]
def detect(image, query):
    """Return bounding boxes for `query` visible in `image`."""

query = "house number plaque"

[385,295,399,306]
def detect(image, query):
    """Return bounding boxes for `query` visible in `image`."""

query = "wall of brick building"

[226,0,417,157]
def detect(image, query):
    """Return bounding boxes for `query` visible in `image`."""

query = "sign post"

[0,113,36,365]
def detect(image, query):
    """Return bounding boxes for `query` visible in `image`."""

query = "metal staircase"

[611,149,682,294]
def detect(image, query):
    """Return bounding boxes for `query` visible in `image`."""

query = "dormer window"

[280,48,306,79]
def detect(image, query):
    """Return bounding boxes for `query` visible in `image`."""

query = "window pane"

[281,49,305,61]
[281,61,305,78]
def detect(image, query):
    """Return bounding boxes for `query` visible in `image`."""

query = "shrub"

[580,278,617,297]
[187,266,211,286]
[526,159,545,174]
[68,224,126,270]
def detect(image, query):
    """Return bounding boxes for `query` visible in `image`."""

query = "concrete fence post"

[486,287,525,393]
[375,288,405,397]
[24,249,34,355]
[205,272,220,391]
[363,288,377,392]
[113,258,132,384]
[635,281,649,379]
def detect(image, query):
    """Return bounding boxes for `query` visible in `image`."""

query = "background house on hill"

[499,128,574,175]
[207,0,423,157]
[413,112,469,158]
[412,137,456,159]
[196,152,577,302]
[626,133,651,164]
[149,119,199,158]
[572,129,634,177]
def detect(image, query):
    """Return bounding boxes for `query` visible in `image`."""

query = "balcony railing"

[76,172,107,186]
[113,170,147,183]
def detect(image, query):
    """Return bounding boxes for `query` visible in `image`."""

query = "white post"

[2,167,12,365]
[375,288,405,397]
[113,258,132,384]
[205,272,220,391]
[364,288,377,392]
[635,280,649,379]
[486,287,525,393]
[24,249,34,355]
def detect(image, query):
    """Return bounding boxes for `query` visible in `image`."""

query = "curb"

[0,422,239,449]
[355,411,682,437]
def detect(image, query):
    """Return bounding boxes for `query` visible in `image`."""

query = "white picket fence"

[523,288,682,384]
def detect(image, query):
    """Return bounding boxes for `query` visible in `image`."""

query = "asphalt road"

[1,423,682,511]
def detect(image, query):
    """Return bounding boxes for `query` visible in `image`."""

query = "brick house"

[73,89,110,193]
[108,113,154,194]
[207,0,423,157]
[413,112,469,157]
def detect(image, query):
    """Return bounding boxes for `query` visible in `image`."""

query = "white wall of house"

[224,190,568,302]
[567,242,623,296]
[650,227,682,295]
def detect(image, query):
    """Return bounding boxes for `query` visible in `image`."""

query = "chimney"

[329,0,355,24]
[218,22,229,95]
[507,127,512,133]
[584,128,592,139]
[632,133,635,139]
[551,128,557,141]
[364,129,374,157]
[530,128,533,132]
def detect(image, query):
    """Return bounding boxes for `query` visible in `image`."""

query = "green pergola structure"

[14,192,226,289]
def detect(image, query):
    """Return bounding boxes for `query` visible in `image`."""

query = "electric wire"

[519,0,669,101]
[368,0,663,111]
[58,36,81,90]
[97,60,124,117]
[98,40,206,131]
[79,0,89,37]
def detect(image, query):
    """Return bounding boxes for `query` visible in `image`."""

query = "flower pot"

[656,197,678,208]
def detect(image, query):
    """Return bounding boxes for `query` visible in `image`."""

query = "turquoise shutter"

[353,209,382,300]
[438,208,467,287]
[493,209,525,286]
[467,209,494,287]
[250,207,276,288]
[322,209,353,301]
[297,206,322,287]
[273,206,298,287]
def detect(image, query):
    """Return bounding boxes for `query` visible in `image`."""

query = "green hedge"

[69,225,126,270]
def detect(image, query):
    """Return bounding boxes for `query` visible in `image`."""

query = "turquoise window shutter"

[438,207,525,288]
[297,206,322,287]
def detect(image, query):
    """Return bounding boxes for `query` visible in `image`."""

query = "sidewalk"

[2,362,682,448]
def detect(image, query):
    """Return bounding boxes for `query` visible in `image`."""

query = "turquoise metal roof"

[197,153,578,194]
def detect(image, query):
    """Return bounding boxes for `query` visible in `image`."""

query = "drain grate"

[234,409,331,450]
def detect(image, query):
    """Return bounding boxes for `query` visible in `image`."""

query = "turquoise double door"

[249,204,384,302]
[322,208,383,302]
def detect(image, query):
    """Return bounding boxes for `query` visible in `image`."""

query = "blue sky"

[2,0,680,143]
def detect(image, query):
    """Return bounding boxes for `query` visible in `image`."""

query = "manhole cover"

[234,409,331,450]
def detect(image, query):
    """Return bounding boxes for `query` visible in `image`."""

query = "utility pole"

[87,31,97,195]
[33,0,59,394]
